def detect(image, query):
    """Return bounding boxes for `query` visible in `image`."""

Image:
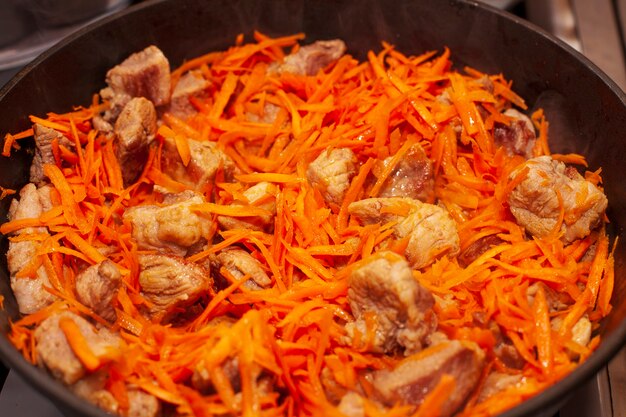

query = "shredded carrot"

[174,135,192,167]
[0,33,615,417]
[58,316,101,371]
[533,285,553,373]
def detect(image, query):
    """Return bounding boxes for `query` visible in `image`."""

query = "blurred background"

[0,0,625,416]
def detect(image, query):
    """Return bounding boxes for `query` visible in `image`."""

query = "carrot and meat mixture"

[0,32,614,417]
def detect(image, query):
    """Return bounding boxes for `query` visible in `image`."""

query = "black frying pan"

[1,1,625,416]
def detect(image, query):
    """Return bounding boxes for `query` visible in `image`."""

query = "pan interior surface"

[0,1,625,417]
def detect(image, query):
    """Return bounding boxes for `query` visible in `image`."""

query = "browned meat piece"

[97,45,171,129]
[29,124,74,185]
[337,392,366,417]
[345,252,436,355]
[217,182,276,232]
[138,254,212,322]
[72,373,119,413]
[489,321,525,369]
[7,182,53,221]
[375,143,435,203]
[273,39,347,76]
[477,372,522,402]
[161,136,236,190]
[191,317,241,393]
[507,156,608,243]
[372,340,485,417]
[458,234,505,267]
[571,316,592,347]
[167,70,210,119]
[123,191,211,257]
[494,109,536,159]
[245,102,282,124]
[7,184,57,314]
[75,260,121,322]
[73,372,161,417]
[320,367,349,404]
[526,282,570,312]
[349,198,460,269]
[216,248,271,289]
[114,97,157,185]
[307,148,357,207]
[193,356,241,394]
[127,390,162,417]
[34,311,122,385]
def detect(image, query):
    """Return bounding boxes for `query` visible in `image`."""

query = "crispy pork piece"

[7,183,57,314]
[477,372,523,403]
[348,197,460,269]
[372,341,485,417]
[167,70,210,119]
[138,254,212,321]
[217,182,276,232]
[96,45,171,129]
[345,252,436,355]
[193,356,241,394]
[114,97,157,185]
[458,234,506,267]
[29,124,74,185]
[272,39,347,76]
[73,372,161,417]
[337,392,366,417]
[488,321,525,370]
[7,182,53,220]
[126,390,162,417]
[494,109,537,159]
[161,136,236,190]
[123,191,211,257]
[75,260,121,322]
[526,282,570,312]
[191,317,242,394]
[216,248,271,290]
[507,156,608,243]
[375,143,435,203]
[72,373,119,414]
[245,102,282,124]
[571,315,592,347]
[307,148,357,207]
[34,311,122,385]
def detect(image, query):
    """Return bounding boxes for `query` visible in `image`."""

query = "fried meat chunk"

[345,252,436,355]
[35,311,122,385]
[138,254,212,321]
[349,197,460,269]
[123,191,211,257]
[307,147,357,208]
[114,97,157,185]
[372,341,485,417]
[7,183,56,314]
[273,40,346,76]
[75,260,122,322]
[507,156,607,243]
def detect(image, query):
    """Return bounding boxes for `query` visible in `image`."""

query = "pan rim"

[1,1,625,417]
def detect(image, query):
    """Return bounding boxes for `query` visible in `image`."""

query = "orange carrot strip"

[209,72,239,120]
[236,173,303,184]
[338,158,375,231]
[533,285,553,373]
[65,232,107,264]
[58,317,101,371]
[191,203,272,217]
[175,134,192,167]
[414,374,456,417]
[43,164,89,233]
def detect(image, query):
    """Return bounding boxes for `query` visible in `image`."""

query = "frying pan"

[1,1,625,416]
